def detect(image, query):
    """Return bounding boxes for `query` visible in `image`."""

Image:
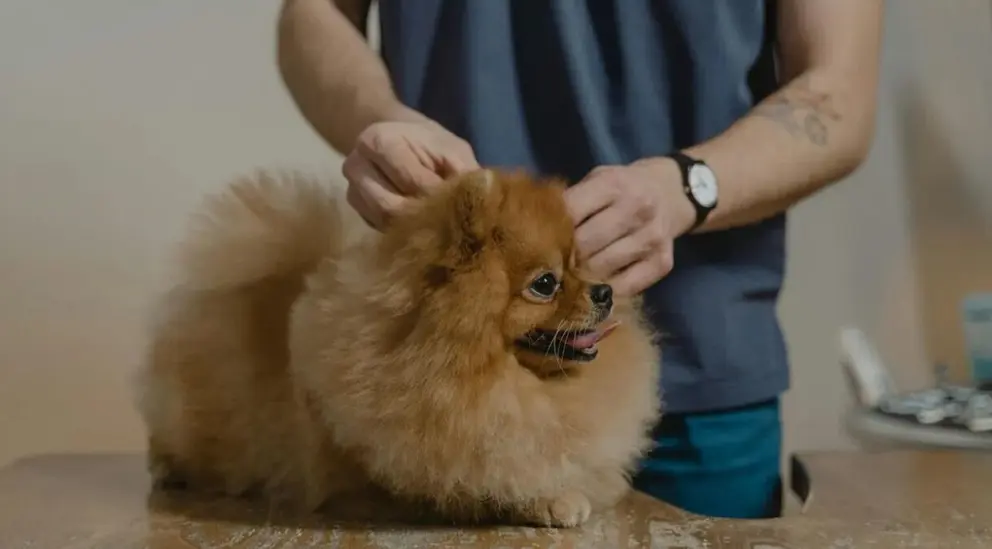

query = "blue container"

[962,293,992,387]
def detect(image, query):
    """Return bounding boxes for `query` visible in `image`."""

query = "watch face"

[687,164,718,208]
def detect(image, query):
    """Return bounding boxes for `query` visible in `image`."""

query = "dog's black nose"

[590,284,613,307]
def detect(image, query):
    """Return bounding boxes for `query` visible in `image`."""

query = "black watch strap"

[669,151,714,231]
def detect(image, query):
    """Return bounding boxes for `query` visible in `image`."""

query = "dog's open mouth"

[516,320,620,362]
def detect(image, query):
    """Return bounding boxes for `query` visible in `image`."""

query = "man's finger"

[574,204,639,260]
[359,139,443,197]
[344,155,410,228]
[343,154,385,229]
[439,146,481,176]
[585,231,647,280]
[607,259,661,298]
[564,173,616,226]
[346,182,381,230]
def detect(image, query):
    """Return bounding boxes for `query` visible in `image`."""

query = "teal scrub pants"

[632,398,783,519]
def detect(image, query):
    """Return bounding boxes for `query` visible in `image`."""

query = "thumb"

[438,147,480,178]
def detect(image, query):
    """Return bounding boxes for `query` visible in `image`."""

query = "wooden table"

[1,451,990,548]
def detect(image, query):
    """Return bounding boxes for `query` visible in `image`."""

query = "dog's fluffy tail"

[175,171,344,292]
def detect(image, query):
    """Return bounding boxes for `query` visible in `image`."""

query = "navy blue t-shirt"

[377,0,789,413]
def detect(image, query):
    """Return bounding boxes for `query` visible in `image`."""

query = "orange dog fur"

[136,168,662,527]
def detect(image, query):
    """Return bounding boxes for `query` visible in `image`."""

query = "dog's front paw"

[526,490,592,528]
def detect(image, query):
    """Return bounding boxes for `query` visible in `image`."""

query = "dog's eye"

[529,272,559,299]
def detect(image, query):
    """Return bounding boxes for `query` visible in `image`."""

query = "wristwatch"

[669,151,719,232]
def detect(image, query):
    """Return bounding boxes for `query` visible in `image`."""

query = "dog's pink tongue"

[565,320,620,349]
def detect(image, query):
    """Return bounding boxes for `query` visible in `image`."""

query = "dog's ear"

[447,169,503,259]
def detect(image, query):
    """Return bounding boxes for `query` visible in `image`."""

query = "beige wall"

[779,0,992,451]
[1,0,989,466]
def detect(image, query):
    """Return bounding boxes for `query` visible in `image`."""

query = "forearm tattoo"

[752,77,842,146]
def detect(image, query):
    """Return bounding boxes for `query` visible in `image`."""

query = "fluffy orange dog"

[137,168,661,527]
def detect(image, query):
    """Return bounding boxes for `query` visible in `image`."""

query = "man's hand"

[564,159,696,297]
[342,115,480,229]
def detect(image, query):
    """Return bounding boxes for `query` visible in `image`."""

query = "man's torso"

[377,0,788,413]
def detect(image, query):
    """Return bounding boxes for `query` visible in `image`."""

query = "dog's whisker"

[551,319,568,373]
[547,319,565,359]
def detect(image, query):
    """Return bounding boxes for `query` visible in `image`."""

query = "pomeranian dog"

[137,168,661,527]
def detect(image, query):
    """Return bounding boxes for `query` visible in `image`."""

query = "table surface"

[1,451,990,548]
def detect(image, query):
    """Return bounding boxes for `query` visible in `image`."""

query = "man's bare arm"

[276,0,424,153]
[677,0,884,232]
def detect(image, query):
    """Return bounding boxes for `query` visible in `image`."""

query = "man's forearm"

[276,0,422,153]
[680,68,877,233]
[669,0,884,233]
